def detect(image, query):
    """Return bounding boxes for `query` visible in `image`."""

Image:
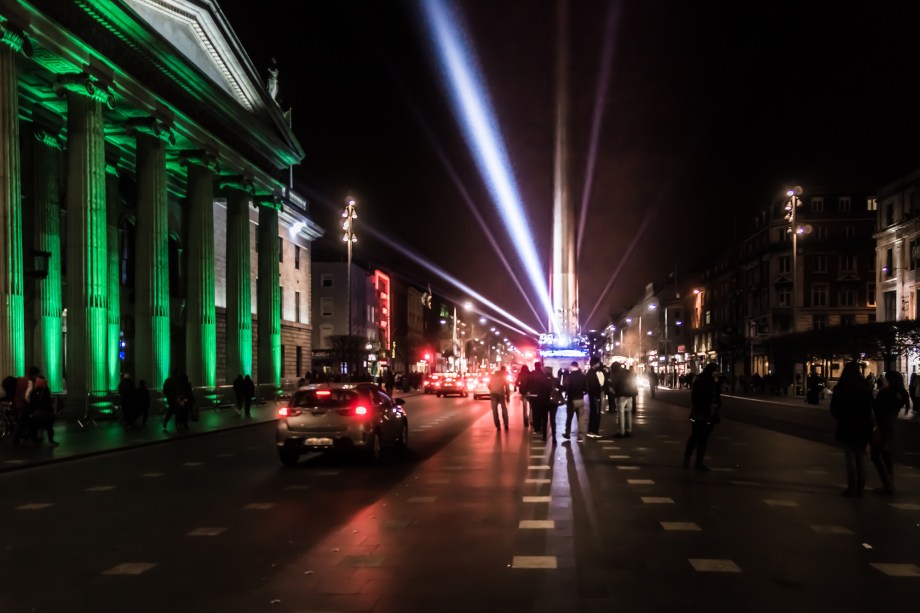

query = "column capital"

[105,146,121,177]
[55,72,113,107]
[33,125,63,151]
[179,150,220,174]
[254,193,282,211]
[127,116,176,145]
[0,18,33,57]
[219,174,255,194]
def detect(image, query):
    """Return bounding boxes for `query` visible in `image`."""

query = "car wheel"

[396,421,409,449]
[463,392,468,398]
[278,449,299,466]
[366,429,382,463]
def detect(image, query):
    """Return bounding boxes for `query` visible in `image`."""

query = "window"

[321,297,333,317]
[319,323,334,348]
[279,287,284,319]
[811,283,828,307]
[295,346,302,378]
[294,245,301,269]
[779,256,791,274]
[321,273,333,288]
[813,314,828,330]
[704,310,711,325]
[868,283,877,307]
[885,248,894,277]
[911,239,920,270]
[910,192,920,216]
[295,291,301,323]
[886,203,895,227]
[867,198,878,211]
[816,225,828,240]
[814,255,828,273]
[811,197,824,212]
[777,285,792,307]
[838,197,851,212]
[884,291,897,320]
[840,255,857,273]
[842,314,856,326]
[844,225,856,240]
[280,344,285,378]
[367,304,375,324]
[839,287,856,307]
[279,238,284,262]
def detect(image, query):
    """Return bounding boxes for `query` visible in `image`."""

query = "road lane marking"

[627,479,655,485]
[519,520,554,529]
[85,486,116,492]
[512,556,557,569]
[810,525,853,534]
[243,503,275,510]
[523,496,552,503]
[661,522,700,531]
[688,559,741,573]
[17,503,53,510]
[188,528,226,536]
[870,563,920,577]
[103,563,157,575]
[764,499,799,507]
[642,497,674,504]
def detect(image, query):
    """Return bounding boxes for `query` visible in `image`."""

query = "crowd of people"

[1,366,58,447]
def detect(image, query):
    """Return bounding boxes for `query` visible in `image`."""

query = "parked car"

[423,373,444,394]
[275,383,408,466]
[472,374,490,400]
[436,376,468,398]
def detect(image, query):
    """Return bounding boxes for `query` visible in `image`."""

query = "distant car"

[436,377,468,398]
[472,375,490,400]
[423,373,444,394]
[275,383,409,466]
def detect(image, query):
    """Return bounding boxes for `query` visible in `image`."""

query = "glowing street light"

[342,196,358,336]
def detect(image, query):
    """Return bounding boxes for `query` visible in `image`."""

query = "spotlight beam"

[419,0,554,326]
[576,0,621,260]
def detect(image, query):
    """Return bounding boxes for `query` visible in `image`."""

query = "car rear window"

[291,389,358,408]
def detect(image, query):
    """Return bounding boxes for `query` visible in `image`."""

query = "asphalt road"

[2,390,920,612]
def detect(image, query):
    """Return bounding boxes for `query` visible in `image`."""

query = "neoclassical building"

[0,0,322,402]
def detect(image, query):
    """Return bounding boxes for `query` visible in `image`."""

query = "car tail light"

[355,406,368,416]
[278,407,302,417]
[315,390,332,397]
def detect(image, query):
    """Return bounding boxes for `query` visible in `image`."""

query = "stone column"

[0,31,26,378]
[224,180,252,381]
[257,202,280,388]
[184,156,217,389]
[104,154,121,390]
[61,75,112,398]
[32,126,64,391]
[134,126,172,390]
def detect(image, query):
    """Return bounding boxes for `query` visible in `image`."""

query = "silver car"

[275,383,409,465]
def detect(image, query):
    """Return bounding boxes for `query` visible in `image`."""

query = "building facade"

[0,0,321,401]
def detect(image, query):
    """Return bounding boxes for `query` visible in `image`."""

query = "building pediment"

[123,0,264,112]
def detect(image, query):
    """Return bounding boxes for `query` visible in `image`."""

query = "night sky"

[218,0,920,341]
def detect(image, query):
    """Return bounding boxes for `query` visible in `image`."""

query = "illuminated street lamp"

[342,196,358,336]
[785,186,804,333]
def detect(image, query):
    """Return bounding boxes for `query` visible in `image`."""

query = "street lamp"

[342,196,357,337]
[785,186,804,333]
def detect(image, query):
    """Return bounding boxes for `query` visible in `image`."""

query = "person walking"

[910,372,919,414]
[684,363,722,470]
[531,365,559,444]
[28,375,57,446]
[606,362,623,416]
[135,380,150,426]
[384,369,395,397]
[586,357,604,438]
[242,374,256,417]
[11,366,39,446]
[488,366,511,430]
[162,371,179,432]
[626,366,639,413]
[563,361,588,441]
[516,365,531,429]
[527,362,544,436]
[870,371,909,496]
[118,373,136,427]
[174,374,194,431]
[830,362,875,498]
[648,368,659,399]
[232,374,244,415]
[613,365,634,438]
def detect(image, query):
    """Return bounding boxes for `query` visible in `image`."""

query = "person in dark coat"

[232,374,244,415]
[531,365,559,444]
[586,357,604,438]
[162,372,180,432]
[516,365,532,429]
[242,374,256,417]
[174,374,194,431]
[563,361,588,441]
[648,368,659,399]
[29,375,57,446]
[525,362,544,435]
[118,374,136,427]
[830,362,875,497]
[135,380,150,426]
[870,371,909,496]
[684,363,721,470]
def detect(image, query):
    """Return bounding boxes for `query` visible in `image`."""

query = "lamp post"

[342,196,357,337]
[785,186,803,333]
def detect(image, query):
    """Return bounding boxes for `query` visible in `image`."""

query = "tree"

[329,335,368,378]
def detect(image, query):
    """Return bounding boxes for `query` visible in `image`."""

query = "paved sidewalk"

[0,389,423,473]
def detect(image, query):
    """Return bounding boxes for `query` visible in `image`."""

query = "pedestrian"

[830,362,875,498]
[488,366,511,430]
[586,357,604,438]
[175,374,194,431]
[606,362,623,416]
[28,375,57,446]
[162,371,179,432]
[241,374,255,417]
[683,362,721,470]
[613,364,633,438]
[531,365,559,444]
[232,374,244,415]
[626,366,639,412]
[527,362,544,435]
[563,361,588,441]
[870,371,909,496]
[11,366,39,446]
[384,369,395,397]
[909,372,918,413]
[515,365,532,429]
[135,380,150,426]
[806,369,821,405]
[648,368,659,399]
[118,373,136,427]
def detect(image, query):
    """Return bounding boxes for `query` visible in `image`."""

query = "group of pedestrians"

[830,363,910,497]
[1,366,58,447]
[117,374,151,427]
[232,374,256,417]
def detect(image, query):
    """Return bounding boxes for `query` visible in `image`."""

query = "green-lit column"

[224,180,252,381]
[0,31,26,378]
[184,157,217,389]
[134,127,172,390]
[257,202,280,387]
[31,127,64,392]
[61,75,111,398]
[104,156,121,390]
